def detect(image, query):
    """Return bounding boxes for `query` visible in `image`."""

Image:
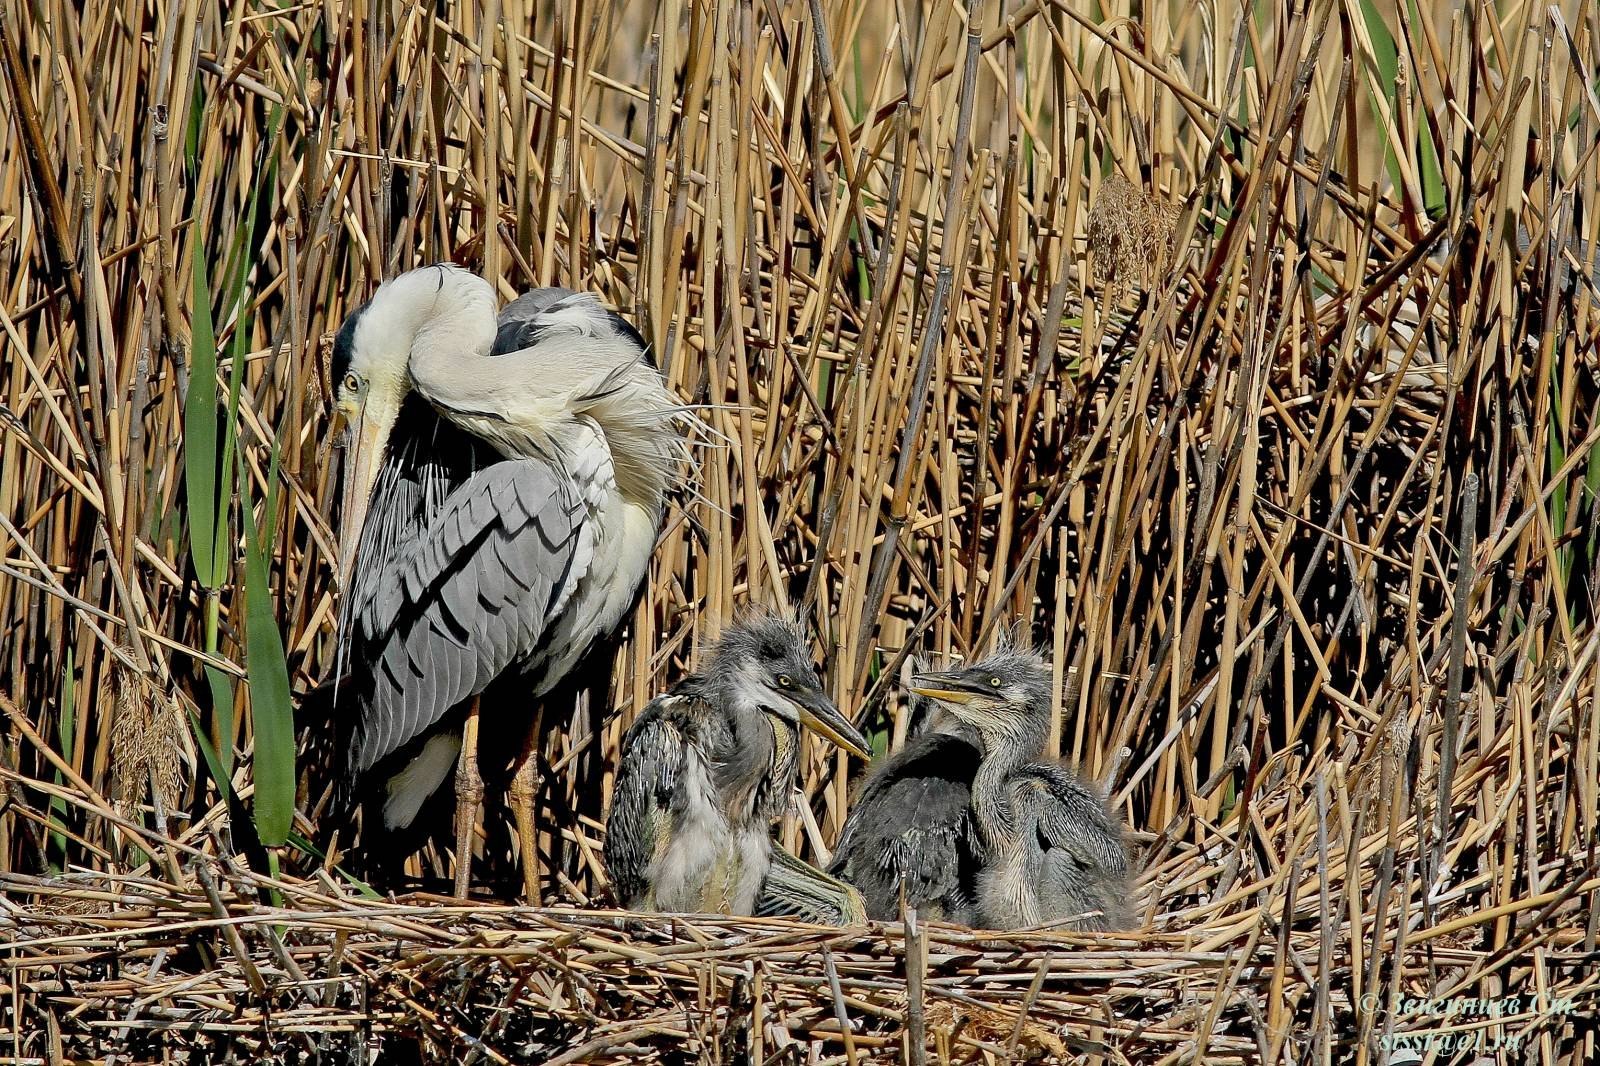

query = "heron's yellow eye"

[777,674,793,689]
[989,676,1003,687]
[342,372,361,394]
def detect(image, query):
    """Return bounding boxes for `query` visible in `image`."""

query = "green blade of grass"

[213,106,282,584]
[187,250,235,774]
[183,253,220,589]
[244,433,294,847]
[49,645,75,868]
[1585,441,1600,567]
[1356,0,1404,195]
[187,705,234,807]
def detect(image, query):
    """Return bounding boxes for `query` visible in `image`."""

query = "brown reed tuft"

[1086,172,1180,302]
[108,660,186,820]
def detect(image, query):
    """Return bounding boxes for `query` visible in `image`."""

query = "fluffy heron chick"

[827,654,995,923]
[604,615,871,915]
[908,649,1133,931]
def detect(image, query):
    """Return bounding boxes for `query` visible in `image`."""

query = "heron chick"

[604,615,871,915]
[909,651,1132,931]
[827,653,995,924]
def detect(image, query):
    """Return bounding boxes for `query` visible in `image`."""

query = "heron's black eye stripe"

[330,297,371,386]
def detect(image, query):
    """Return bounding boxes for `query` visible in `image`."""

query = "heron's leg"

[452,697,484,899]
[508,705,545,905]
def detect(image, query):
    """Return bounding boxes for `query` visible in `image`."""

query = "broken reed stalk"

[1434,470,1477,880]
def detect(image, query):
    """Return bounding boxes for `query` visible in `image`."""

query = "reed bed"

[2,0,1598,1061]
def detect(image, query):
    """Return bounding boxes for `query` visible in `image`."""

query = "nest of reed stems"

[2,0,1599,1062]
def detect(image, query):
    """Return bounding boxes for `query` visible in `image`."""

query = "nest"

[4,2,1599,1063]
[0,870,1348,1064]
[3,746,1595,1065]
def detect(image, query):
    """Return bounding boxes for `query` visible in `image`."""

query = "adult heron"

[908,653,1132,931]
[330,264,680,898]
[603,615,871,915]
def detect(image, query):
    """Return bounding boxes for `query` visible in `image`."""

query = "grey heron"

[907,653,1132,931]
[329,264,680,898]
[826,652,1021,924]
[603,614,871,915]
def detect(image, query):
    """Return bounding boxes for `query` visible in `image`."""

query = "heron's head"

[709,615,871,759]
[330,264,497,589]
[908,647,1051,749]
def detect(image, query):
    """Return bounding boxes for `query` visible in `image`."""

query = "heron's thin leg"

[452,697,484,899]
[509,705,545,904]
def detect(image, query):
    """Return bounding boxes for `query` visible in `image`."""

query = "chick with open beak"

[909,649,1132,930]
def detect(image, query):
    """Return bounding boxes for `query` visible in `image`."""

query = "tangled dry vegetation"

[2,0,1599,1062]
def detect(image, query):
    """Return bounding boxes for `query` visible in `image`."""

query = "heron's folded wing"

[828,732,980,920]
[1027,767,1134,931]
[492,287,575,354]
[1027,767,1128,874]
[757,847,868,925]
[343,399,497,642]
[349,458,581,774]
[492,287,650,363]
[602,697,690,908]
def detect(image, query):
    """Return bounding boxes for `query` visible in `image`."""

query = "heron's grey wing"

[342,398,497,645]
[493,288,652,365]
[603,696,691,908]
[493,288,575,354]
[828,732,982,922]
[1027,766,1133,930]
[349,457,581,774]
[757,846,868,925]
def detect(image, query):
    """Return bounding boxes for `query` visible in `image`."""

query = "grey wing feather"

[493,287,576,354]
[757,847,868,925]
[829,732,982,922]
[1028,766,1128,871]
[349,458,580,774]
[343,399,497,643]
[1027,765,1134,930]
[603,697,690,908]
[494,287,652,365]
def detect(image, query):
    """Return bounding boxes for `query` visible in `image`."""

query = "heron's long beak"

[793,690,871,759]
[335,403,392,592]
[909,670,984,705]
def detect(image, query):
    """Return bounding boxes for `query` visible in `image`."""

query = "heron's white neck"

[391,267,499,376]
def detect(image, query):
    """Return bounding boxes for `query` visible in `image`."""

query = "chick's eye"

[342,372,361,393]
[777,674,793,689]
[989,676,1003,687]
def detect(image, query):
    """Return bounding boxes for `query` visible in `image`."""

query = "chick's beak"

[793,688,871,759]
[908,669,984,705]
